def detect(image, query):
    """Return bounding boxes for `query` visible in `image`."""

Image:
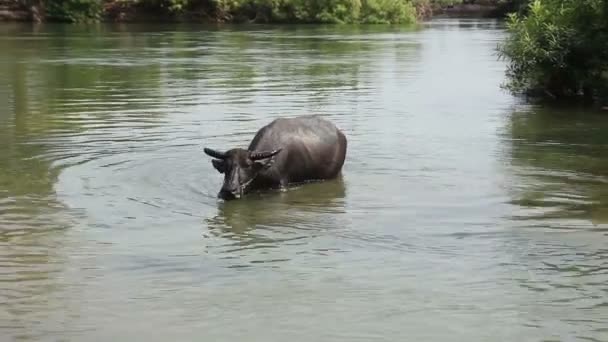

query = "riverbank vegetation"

[37,0,421,23]
[15,0,518,24]
[497,0,608,104]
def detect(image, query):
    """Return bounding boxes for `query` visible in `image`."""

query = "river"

[1,19,607,341]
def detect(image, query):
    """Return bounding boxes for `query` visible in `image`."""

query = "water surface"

[1,19,607,341]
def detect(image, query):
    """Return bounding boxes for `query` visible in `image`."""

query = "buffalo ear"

[212,159,226,173]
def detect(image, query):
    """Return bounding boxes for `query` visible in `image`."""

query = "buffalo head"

[204,147,282,200]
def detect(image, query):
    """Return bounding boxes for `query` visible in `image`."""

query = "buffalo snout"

[218,189,239,200]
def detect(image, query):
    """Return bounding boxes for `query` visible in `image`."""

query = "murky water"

[1,19,607,341]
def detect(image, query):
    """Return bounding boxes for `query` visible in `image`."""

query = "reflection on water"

[502,104,608,342]
[0,19,607,341]
[0,33,77,341]
[203,179,351,269]
[506,105,608,227]
[206,178,347,247]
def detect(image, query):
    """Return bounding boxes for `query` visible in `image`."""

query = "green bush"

[361,0,417,24]
[133,0,196,13]
[210,0,416,23]
[47,0,103,22]
[497,0,608,101]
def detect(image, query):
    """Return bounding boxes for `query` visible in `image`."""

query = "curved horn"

[203,147,227,159]
[250,148,282,160]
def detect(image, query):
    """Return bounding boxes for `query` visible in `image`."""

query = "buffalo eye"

[252,160,273,171]
[211,159,226,173]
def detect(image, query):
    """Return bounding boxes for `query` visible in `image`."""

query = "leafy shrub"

[210,0,415,23]
[361,0,417,24]
[47,0,103,22]
[497,0,608,101]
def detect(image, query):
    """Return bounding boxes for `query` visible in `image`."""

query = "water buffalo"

[204,115,347,200]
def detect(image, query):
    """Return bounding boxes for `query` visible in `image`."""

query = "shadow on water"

[0,23,171,340]
[505,104,608,227]
[204,177,347,249]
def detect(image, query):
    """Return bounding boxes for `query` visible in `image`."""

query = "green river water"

[1,19,608,341]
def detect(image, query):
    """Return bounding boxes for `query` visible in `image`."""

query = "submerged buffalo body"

[204,115,347,200]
